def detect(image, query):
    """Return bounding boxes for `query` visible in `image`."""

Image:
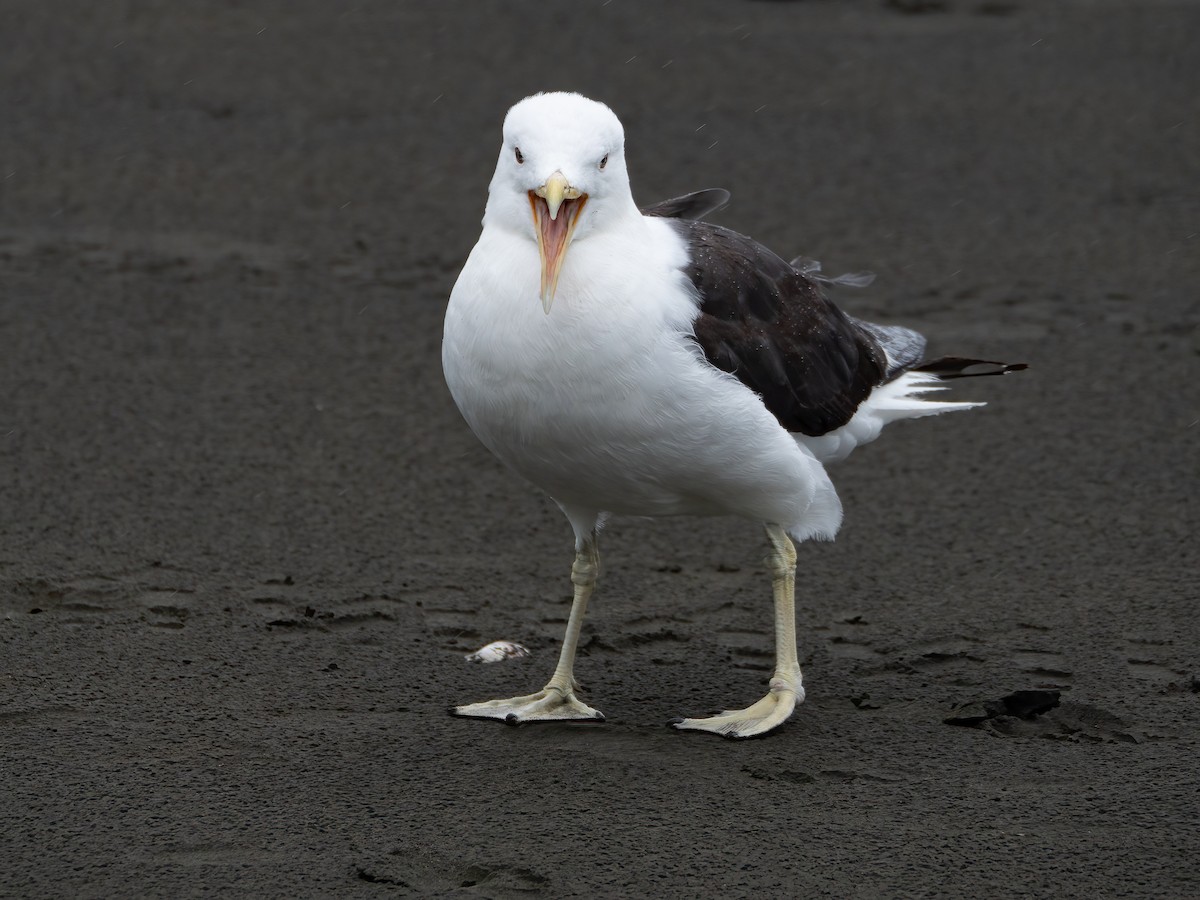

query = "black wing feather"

[641,189,731,221]
[914,357,1028,378]
[671,219,891,437]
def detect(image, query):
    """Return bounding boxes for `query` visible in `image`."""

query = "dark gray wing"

[641,189,731,221]
[671,219,892,437]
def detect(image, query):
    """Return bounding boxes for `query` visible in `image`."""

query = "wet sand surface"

[2,2,1197,896]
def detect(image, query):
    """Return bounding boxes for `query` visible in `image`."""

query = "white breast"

[442,214,843,541]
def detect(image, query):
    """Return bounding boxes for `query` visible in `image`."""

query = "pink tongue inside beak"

[531,193,586,311]
[541,200,572,276]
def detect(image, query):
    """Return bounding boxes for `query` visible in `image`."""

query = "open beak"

[529,171,587,314]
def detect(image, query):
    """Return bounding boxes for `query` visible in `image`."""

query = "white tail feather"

[795,371,983,464]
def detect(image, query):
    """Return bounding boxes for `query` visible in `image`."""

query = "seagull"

[442,92,1023,738]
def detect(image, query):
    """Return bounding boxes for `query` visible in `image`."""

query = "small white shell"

[465,641,530,663]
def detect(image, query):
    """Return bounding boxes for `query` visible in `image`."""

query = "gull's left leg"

[453,532,604,724]
[673,523,805,738]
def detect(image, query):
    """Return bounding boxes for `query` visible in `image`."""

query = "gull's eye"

[599,153,608,170]
[514,147,524,164]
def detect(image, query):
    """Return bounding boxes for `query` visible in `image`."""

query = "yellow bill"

[529,171,587,313]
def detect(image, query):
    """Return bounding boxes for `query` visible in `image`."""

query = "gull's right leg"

[453,533,604,724]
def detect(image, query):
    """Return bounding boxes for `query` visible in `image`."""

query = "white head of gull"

[442,91,1024,738]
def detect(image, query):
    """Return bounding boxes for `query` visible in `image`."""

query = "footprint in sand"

[814,615,884,662]
[1124,637,1185,683]
[1012,648,1073,688]
[718,628,773,671]
[10,567,195,628]
[356,849,548,893]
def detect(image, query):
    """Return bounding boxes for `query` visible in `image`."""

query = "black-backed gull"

[442,92,1023,738]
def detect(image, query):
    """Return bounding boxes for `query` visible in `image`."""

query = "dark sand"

[2,2,1197,897]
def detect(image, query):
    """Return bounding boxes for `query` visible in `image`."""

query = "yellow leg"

[454,536,605,724]
[673,524,805,738]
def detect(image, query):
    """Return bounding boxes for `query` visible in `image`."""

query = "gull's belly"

[442,224,827,523]
[447,326,809,518]
[488,380,702,513]
[454,341,690,506]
